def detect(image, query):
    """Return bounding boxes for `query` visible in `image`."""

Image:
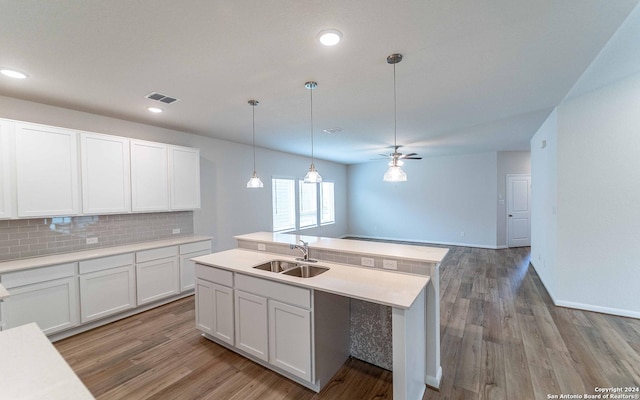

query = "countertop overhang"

[193,248,429,309]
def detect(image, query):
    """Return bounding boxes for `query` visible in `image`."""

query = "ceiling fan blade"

[402,153,418,157]
[404,157,423,160]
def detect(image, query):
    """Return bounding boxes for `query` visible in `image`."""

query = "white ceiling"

[1,1,638,164]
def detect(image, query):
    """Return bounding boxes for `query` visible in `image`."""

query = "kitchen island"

[193,233,448,400]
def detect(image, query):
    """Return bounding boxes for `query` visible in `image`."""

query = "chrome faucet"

[290,239,317,262]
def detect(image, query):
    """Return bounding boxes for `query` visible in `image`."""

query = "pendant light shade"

[303,81,322,183]
[246,99,264,188]
[383,53,407,183]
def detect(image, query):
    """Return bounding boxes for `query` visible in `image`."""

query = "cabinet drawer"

[136,246,178,263]
[1,263,77,289]
[180,240,211,255]
[236,274,310,309]
[79,253,134,274]
[195,264,233,287]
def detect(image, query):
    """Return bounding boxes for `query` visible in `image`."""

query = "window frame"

[271,176,335,232]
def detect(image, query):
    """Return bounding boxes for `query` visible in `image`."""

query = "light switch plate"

[172,228,181,234]
[383,259,397,270]
[361,257,374,267]
[86,237,98,244]
[258,243,266,251]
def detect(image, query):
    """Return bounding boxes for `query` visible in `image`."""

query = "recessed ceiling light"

[318,29,343,46]
[147,106,163,113]
[0,68,29,79]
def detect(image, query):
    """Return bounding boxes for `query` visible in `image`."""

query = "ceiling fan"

[379,145,423,164]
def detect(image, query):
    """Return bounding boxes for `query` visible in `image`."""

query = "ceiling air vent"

[323,127,343,134]
[145,92,180,104]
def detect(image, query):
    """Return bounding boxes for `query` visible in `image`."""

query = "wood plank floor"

[55,246,640,399]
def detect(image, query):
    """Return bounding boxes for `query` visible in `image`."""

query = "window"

[271,178,335,232]
[320,182,335,224]
[272,178,296,232]
[299,180,317,228]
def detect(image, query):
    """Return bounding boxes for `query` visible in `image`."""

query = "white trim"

[554,300,640,320]
[425,366,443,389]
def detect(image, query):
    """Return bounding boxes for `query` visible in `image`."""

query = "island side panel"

[426,263,442,388]
[392,287,426,400]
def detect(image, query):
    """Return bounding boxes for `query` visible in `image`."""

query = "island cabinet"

[135,246,180,305]
[195,264,349,391]
[0,263,79,335]
[78,253,136,323]
[194,264,234,345]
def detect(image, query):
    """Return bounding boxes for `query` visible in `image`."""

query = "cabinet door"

[80,132,131,214]
[79,265,136,323]
[136,256,179,305]
[235,290,268,362]
[0,277,79,335]
[269,300,312,381]
[180,250,210,292]
[169,145,201,210]
[195,279,234,345]
[0,119,15,219]
[15,122,79,217]
[130,139,169,212]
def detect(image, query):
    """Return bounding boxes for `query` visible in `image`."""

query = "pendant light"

[303,81,322,183]
[383,53,407,182]
[246,99,264,188]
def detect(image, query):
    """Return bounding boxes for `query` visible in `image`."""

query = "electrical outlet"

[172,228,181,234]
[383,259,397,270]
[258,243,266,251]
[86,237,98,244]
[361,257,374,267]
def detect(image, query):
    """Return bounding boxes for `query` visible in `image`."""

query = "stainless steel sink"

[281,264,329,278]
[253,260,298,273]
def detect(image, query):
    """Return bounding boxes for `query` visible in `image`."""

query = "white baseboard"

[554,300,640,319]
[425,366,443,390]
[345,234,505,250]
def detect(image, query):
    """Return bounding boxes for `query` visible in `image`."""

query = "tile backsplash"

[0,211,194,262]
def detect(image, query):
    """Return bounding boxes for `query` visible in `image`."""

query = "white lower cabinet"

[269,299,312,381]
[79,253,135,323]
[234,290,269,362]
[0,263,79,335]
[136,246,180,305]
[195,278,234,345]
[179,240,212,292]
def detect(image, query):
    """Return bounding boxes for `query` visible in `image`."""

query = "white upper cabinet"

[0,119,16,219]
[15,122,80,217]
[80,132,131,214]
[169,145,201,210]
[130,139,169,212]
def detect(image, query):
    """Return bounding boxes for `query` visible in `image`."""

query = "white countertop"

[0,323,94,400]
[234,232,449,263]
[0,235,212,274]
[0,282,8,300]
[193,249,429,309]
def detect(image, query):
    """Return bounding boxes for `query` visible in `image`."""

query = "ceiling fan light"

[304,163,323,183]
[247,171,264,188]
[388,158,404,167]
[383,165,407,182]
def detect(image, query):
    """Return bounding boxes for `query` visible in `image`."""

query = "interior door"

[507,175,531,247]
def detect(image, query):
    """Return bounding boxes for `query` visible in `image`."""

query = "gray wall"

[347,151,530,248]
[0,95,349,252]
